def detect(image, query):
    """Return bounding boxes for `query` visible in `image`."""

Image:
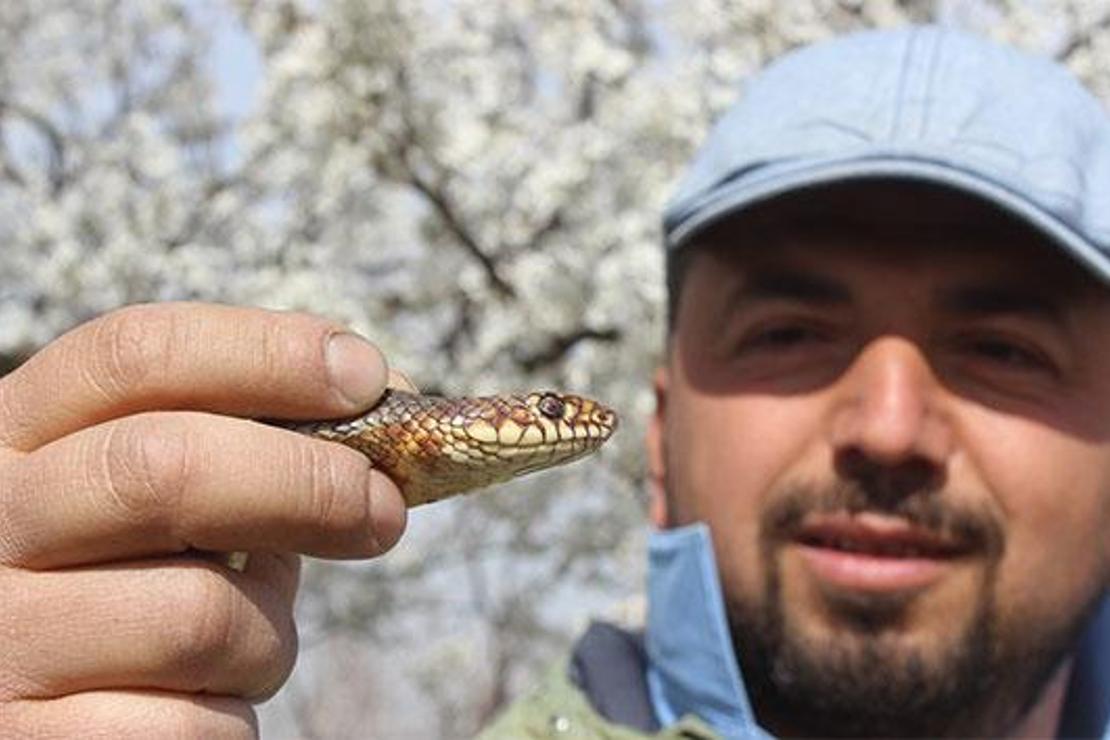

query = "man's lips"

[796,512,967,557]
[790,513,972,594]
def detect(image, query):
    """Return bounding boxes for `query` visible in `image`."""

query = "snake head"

[453,390,619,479]
[526,391,618,442]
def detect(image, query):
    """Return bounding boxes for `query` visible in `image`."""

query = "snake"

[226,390,617,570]
[286,388,619,507]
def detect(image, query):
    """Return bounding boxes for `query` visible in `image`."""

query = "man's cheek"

[995,525,1106,633]
[1000,466,1109,610]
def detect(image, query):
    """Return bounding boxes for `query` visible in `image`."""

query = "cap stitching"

[918,27,942,141]
[890,27,919,141]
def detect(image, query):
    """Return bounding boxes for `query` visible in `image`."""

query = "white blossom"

[2,1,1107,735]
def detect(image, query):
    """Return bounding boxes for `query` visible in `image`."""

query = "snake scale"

[288,388,619,507]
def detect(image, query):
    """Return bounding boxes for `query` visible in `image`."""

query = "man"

[479,26,1110,738]
[0,25,1108,740]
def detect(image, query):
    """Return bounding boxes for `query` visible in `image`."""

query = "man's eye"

[963,337,1053,372]
[744,325,825,350]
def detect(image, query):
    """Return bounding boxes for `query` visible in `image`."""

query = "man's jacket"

[479,622,716,739]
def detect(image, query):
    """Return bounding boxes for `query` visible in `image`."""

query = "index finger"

[0,302,389,452]
[2,410,406,569]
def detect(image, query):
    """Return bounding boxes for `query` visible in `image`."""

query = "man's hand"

[0,303,407,737]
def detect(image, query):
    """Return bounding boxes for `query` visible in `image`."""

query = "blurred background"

[1,1,1108,737]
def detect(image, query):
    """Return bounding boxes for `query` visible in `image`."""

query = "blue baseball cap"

[663,25,1110,285]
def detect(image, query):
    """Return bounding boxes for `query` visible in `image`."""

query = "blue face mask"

[644,522,768,739]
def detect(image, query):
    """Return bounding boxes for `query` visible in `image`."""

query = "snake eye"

[537,394,565,419]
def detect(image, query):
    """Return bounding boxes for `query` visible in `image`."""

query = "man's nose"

[829,336,953,472]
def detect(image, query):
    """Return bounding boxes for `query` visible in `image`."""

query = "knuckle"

[163,565,240,681]
[256,312,352,395]
[0,378,32,450]
[247,613,298,701]
[239,309,322,382]
[84,304,180,402]
[300,443,371,540]
[0,469,29,567]
[254,312,296,381]
[99,413,191,526]
[159,707,208,740]
[162,563,296,699]
[171,699,258,740]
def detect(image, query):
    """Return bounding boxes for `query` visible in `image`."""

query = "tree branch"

[513,325,622,372]
[400,156,516,299]
[161,173,240,250]
[0,98,67,194]
[384,66,517,299]
[504,203,566,258]
[1057,10,1110,62]
[437,290,477,365]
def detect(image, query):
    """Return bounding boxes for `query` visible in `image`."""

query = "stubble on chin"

[729,564,997,737]
[724,481,1094,738]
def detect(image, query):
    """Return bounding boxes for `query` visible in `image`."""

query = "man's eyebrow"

[939,284,1068,324]
[727,269,851,309]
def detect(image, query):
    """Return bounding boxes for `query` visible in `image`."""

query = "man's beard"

[726,479,1101,738]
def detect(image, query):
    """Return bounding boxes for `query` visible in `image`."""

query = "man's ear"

[645,365,670,528]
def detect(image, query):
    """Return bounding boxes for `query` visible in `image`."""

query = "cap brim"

[665,156,1110,286]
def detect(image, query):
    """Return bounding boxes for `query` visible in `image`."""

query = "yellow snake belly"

[287,389,618,506]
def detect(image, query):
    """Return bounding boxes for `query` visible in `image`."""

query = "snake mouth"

[592,408,618,433]
[511,446,600,477]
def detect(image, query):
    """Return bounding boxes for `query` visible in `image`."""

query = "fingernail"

[388,368,420,393]
[326,332,386,407]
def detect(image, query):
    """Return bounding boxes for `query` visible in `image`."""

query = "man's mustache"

[763,478,1005,556]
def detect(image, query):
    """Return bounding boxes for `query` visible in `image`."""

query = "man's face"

[647,186,1110,737]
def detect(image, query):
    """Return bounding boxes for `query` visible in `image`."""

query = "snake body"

[289,389,618,506]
